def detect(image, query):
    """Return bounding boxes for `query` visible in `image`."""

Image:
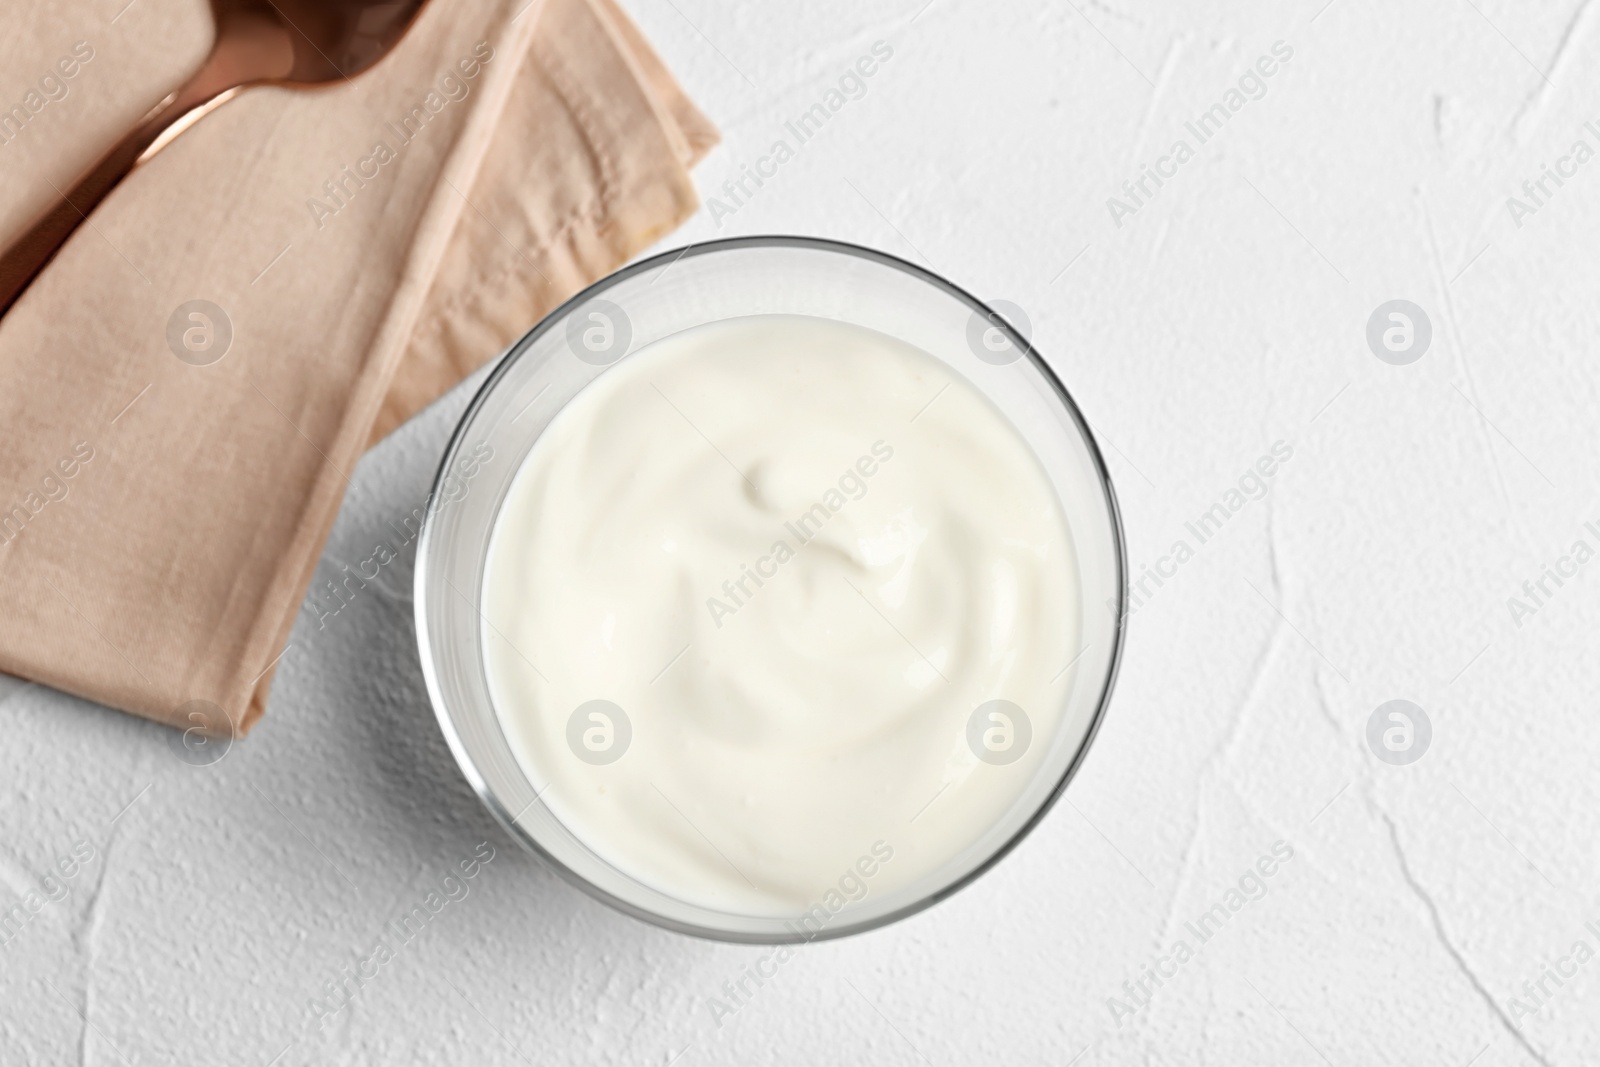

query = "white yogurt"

[482,314,1078,917]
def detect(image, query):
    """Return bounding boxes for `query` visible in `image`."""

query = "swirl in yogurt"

[482,314,1078,916]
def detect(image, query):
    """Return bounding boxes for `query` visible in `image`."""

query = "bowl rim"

[414,234,1129,943]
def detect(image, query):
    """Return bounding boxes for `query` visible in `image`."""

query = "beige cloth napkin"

[0,0,716,736]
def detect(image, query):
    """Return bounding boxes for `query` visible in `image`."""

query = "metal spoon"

[0,0,429,314]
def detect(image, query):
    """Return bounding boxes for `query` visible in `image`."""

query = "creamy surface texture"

[482,314,1078,917]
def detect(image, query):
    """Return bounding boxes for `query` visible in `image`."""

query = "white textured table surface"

[5,0,1599,1063]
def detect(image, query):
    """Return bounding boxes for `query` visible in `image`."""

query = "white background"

[4,0,1600,1063]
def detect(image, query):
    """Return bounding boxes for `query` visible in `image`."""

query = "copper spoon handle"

[0,103,184,314]
[0,8,292,315]
[0,0,427,317]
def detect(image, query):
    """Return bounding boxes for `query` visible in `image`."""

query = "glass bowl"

[414,236,1126,942]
